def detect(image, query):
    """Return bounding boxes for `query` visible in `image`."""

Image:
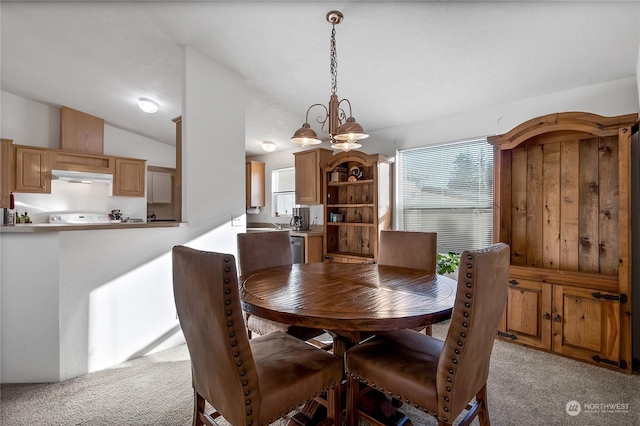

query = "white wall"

[0,47,247,382]
[363,76,639,157]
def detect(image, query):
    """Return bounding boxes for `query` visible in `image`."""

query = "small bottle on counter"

[15,211,21,224]
[23,210,30,224]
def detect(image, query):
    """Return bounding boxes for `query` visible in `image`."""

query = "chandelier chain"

[330,24,338,94]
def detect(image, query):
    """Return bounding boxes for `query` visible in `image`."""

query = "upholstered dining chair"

[378,230,438,335]
[377,230,437,273]
[237,231,324,342]
[173,245,343,426]
[344,243,510,426]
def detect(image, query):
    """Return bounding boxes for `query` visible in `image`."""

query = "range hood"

[51,169,113,185]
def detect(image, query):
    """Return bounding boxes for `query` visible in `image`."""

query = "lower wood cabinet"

[551,285,620,368]
[500,270,622,370]
[501,278,552,350]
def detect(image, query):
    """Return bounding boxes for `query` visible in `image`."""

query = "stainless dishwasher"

[290,236,305,264]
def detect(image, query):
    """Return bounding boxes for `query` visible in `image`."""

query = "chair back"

[378,230,437,273]
[436,243,509,422]
[237,231,293,278]
[173,245,261,426]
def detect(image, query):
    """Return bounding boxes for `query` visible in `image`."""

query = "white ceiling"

[1,1,638,157]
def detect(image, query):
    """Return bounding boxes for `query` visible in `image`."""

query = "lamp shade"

[291,123,322,147]
[333,117,369,141]
[331,141,362,152]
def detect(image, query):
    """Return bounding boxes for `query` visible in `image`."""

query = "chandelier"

[291,10,369,152]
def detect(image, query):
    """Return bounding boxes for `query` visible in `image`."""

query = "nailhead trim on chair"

[222,256,256,426]
[439,253,474,423]
[347,245,510,425]
[220,254,342,425]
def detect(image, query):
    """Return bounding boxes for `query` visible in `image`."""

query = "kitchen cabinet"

[246,161,265,207]
[14,146,50,193]
[489,112,636,373]
[60,106,104,154]
[0,139,12,207]
[113,157,146,197]
[323,151,392,264]
[147,170,173,204]
[293,148,333,205]
[51,150,114,175]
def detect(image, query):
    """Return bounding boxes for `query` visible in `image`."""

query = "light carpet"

[2,323,639,425]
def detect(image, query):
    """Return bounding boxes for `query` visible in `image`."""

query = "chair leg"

[244,312,252,339]
[424,324,432,336]
[193,389,205,426]
[326,383,342,425]
[476,384,491,426]
[346,375,360,426]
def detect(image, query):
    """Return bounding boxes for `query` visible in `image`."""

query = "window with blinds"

[396,138,493,254]
[272,167,295,216]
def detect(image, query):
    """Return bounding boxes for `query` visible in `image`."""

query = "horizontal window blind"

[396,138,493,254]
[272,167,295,216]
[272,167,295,192]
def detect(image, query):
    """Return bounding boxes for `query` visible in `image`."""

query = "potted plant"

[437,252,461,280]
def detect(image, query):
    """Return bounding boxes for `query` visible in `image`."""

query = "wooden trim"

[323,151,389,171]
[147,165,175,174]
[617,125,633,373]
[488,112,638,150]
[509,265,618,292]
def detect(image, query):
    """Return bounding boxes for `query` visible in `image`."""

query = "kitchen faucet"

[269,222,282,230]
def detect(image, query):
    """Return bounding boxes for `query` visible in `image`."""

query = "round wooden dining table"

[240,262,457,356]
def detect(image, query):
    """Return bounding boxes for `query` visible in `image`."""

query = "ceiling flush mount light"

[291,10,369,152]
[262,141,277,152]
[138,98,159,113]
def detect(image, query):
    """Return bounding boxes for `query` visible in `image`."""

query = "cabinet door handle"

[543,312,550,320]
[553,314,562,322]
[509,279,518,286]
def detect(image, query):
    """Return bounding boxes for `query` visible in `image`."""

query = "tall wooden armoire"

[488,112,637,373]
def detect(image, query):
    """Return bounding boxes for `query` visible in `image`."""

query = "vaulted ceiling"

[2,1,638,156]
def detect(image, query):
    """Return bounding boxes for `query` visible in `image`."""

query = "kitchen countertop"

[246,226,323,237]
[0,221,186,233]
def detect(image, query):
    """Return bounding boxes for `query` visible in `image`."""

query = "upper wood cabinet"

[60,106,104,154]
[294,148,333,205]
[113,157,146,197]
[14,146,50,193]
[246,161,265,207]
[0,139,12,207]
[323,151,392,264]
[489,112,637,373]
